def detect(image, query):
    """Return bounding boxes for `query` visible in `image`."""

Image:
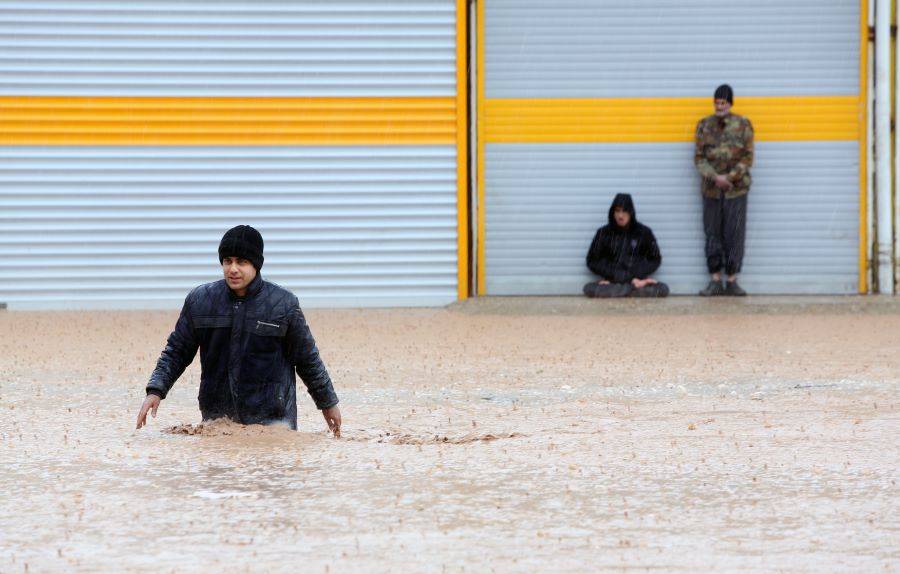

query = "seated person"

[584,193,669,298]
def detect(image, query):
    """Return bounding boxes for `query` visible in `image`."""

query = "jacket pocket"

[245,319,288,337]
[243,319,288,375]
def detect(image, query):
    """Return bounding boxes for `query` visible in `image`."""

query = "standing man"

[694,84,754,296]
[135,225,342,435]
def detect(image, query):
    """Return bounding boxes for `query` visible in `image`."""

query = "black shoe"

[725,281,747,297]
[698,280,725,297]
[583,282,602,298]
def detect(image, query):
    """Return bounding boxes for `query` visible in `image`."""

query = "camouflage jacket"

[694,113,754,199]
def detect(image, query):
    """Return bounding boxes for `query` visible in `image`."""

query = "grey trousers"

[583,282,669,298]
[703,194,748,276]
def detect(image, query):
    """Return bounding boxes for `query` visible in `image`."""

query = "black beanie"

[218,225,264,270]
[714,84,734,105]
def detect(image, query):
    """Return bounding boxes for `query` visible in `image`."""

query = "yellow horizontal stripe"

[0,96,457,145]
[484,96,859,143]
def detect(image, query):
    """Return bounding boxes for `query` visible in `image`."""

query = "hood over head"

[608,193,637,228]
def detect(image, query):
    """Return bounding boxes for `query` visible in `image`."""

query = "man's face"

[714,98,732,117]
[613,206,631,228]
[222,256,257,294]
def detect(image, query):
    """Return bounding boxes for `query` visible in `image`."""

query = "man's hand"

[714,174,733,191]
[322,405,342,438]
[136,394,161,429]
[598,280,610,285]
[631,278,658,289]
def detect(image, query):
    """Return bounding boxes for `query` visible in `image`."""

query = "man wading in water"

[135,225,341,435]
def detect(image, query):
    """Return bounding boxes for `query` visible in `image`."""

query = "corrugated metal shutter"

[485,0,858,98]
[0,1,462,309]
[480,0,862,295]
[486,142,859,295]
[0,1,456,96]
[1,146,458,308]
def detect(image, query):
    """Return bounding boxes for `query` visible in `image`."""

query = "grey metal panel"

[485,0,859,98]
[0,0,455,96]
[0,146,458,309]
[485,142,859,295]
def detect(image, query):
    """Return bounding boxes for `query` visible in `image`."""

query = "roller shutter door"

[479,0,864,295]
[0,0,467,309]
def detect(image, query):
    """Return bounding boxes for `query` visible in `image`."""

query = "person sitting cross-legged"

[583,193,669,298]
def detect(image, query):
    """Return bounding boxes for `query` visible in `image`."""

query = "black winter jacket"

[146,274,338,430]
[586,193,662,283]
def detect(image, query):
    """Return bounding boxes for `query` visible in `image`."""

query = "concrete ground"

[451,294,900,316]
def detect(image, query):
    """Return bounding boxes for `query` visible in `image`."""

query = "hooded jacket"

[585,194,662,283]
[146,274,338,430]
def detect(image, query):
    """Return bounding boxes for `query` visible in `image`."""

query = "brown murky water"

[1,301,898,573]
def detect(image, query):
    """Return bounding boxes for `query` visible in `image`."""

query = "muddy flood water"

[1,298,898,573]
